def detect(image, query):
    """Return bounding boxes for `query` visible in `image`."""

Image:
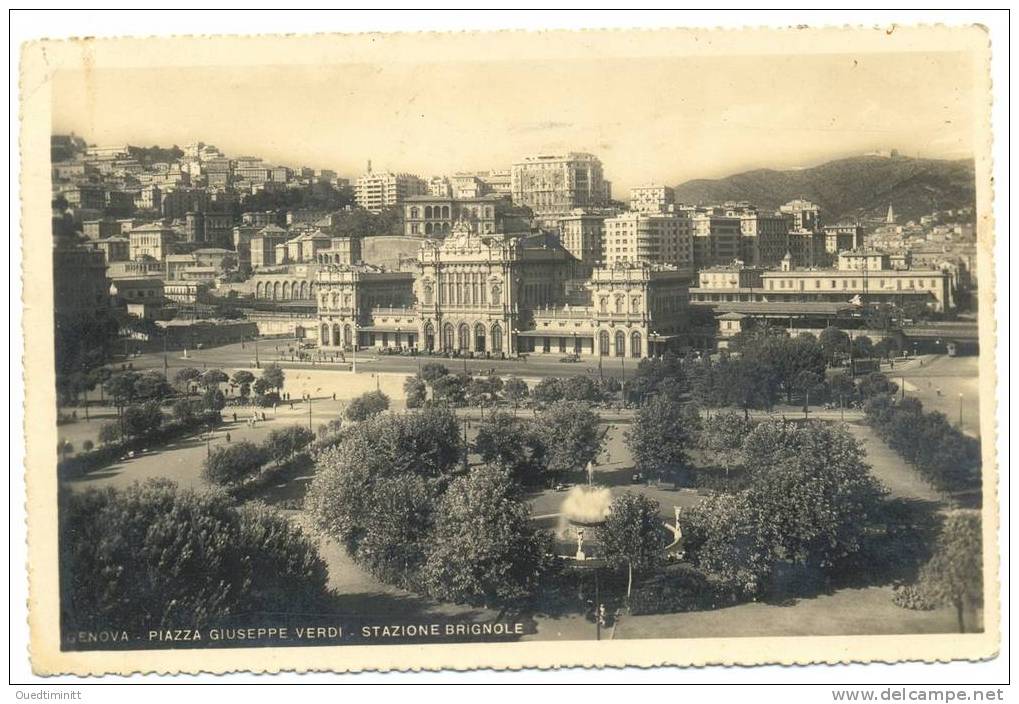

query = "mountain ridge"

[672,155,975,223]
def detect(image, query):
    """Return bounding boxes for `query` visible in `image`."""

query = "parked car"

[559,354,581,363]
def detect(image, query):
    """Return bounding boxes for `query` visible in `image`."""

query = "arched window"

[615,295,625,313]
[425,223,433,235]
[425,206,433,219]
[599,330,610,356]
[321,324,330,344]
[630,331,642,358]
[424,322,435,351]
[599,296,608,313]
[272,281,280,299]
[256,282,264,298]
[332,325,342,347]
[458,323,470,351]
[615,330,626,357]
[442,206,450,218]
[344,324,352,347]
[474,323,486,353]
[299,281,307,298]
[282,281,290,299]
[442,323,455,352]
[423,283,433,306]
[491,323,502,353]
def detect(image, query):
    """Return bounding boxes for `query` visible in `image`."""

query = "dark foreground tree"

[422,467,551,605]
[597,492,667,598]
[60,480,328,633]
[914,510,983,632]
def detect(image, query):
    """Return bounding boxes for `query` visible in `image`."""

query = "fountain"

[555,485,613,567]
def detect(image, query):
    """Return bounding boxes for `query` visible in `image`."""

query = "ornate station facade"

[315,221,700,359]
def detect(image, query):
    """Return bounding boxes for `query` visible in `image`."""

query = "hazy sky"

[52,51,975,193]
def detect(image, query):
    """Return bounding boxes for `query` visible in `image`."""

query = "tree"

[172,397,205,422]
[851,335,875,360]
[913,511,983,632]
[531,377,565,405]
[260,363,286,392]
[98,423,122,445]
[202,441,267,485]
[699,411,755,478]
[61,480,328,633]
[626,394,694,485]
[252,377,273,397]
[744,421,885,576]
[104,372,141,410]
[122,401,165,438]
[819,326,851,366]
[535,401,603,480]
[403,376,427,409]
[561,375,602,402]
[716,356,780,417]
[597,492,667,598]
[173,367,202,395]
[419,362,449,384]
[202,387,227,412]
[200,369,229,390]
[503,376,529,405]
[473,412,546,485]
[345,390,390,421]
[431,373,467,406]
[231,370,256,398]
[263,425,315,466]
[422,467,551,605]
[133,371,171,401]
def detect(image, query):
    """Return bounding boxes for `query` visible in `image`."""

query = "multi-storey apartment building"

[602,212,694,275]
[403,194,523,237]
[629,184,675,214]
[738,211,792,266]
[511,153,611,223]
[779,198,822,231]
[557,210,609,266]
[691,213,741,268]
[354,163,428,213]
[128,223,176,261]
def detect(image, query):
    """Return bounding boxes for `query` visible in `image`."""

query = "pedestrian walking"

[232,412,237,423]
[225,432,231,443]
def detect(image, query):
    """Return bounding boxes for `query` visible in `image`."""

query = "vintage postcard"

[21,24,999,675]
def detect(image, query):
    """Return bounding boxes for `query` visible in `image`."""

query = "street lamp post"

[308,394,313,432]
[254,335,260,369]
[958,392,964,427]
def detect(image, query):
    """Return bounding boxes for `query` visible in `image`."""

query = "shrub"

[629,564,732,615]
[202,387,226,412]
[345,390,390,421]
[263,425,315,465]
[255,392,281,408]
[82,440,94,452]
[60,480,328,633]
[202,441,268,486]
[419,362,449,384]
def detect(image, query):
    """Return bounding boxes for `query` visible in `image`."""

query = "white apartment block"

[511,153,611,221]
[602,212,693,274]
[355,167,428,213]
[629,185,675,214]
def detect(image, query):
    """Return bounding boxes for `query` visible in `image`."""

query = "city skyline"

[52,50,976,193]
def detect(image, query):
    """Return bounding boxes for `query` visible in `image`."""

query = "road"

[886,354,981,437]
[111,338,650,382]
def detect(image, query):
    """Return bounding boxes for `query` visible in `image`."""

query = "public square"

[58,348,971,641]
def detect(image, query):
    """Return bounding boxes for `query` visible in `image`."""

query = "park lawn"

[614,584,962,639]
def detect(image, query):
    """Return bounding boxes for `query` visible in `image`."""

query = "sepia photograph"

[15,15,1003,680]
